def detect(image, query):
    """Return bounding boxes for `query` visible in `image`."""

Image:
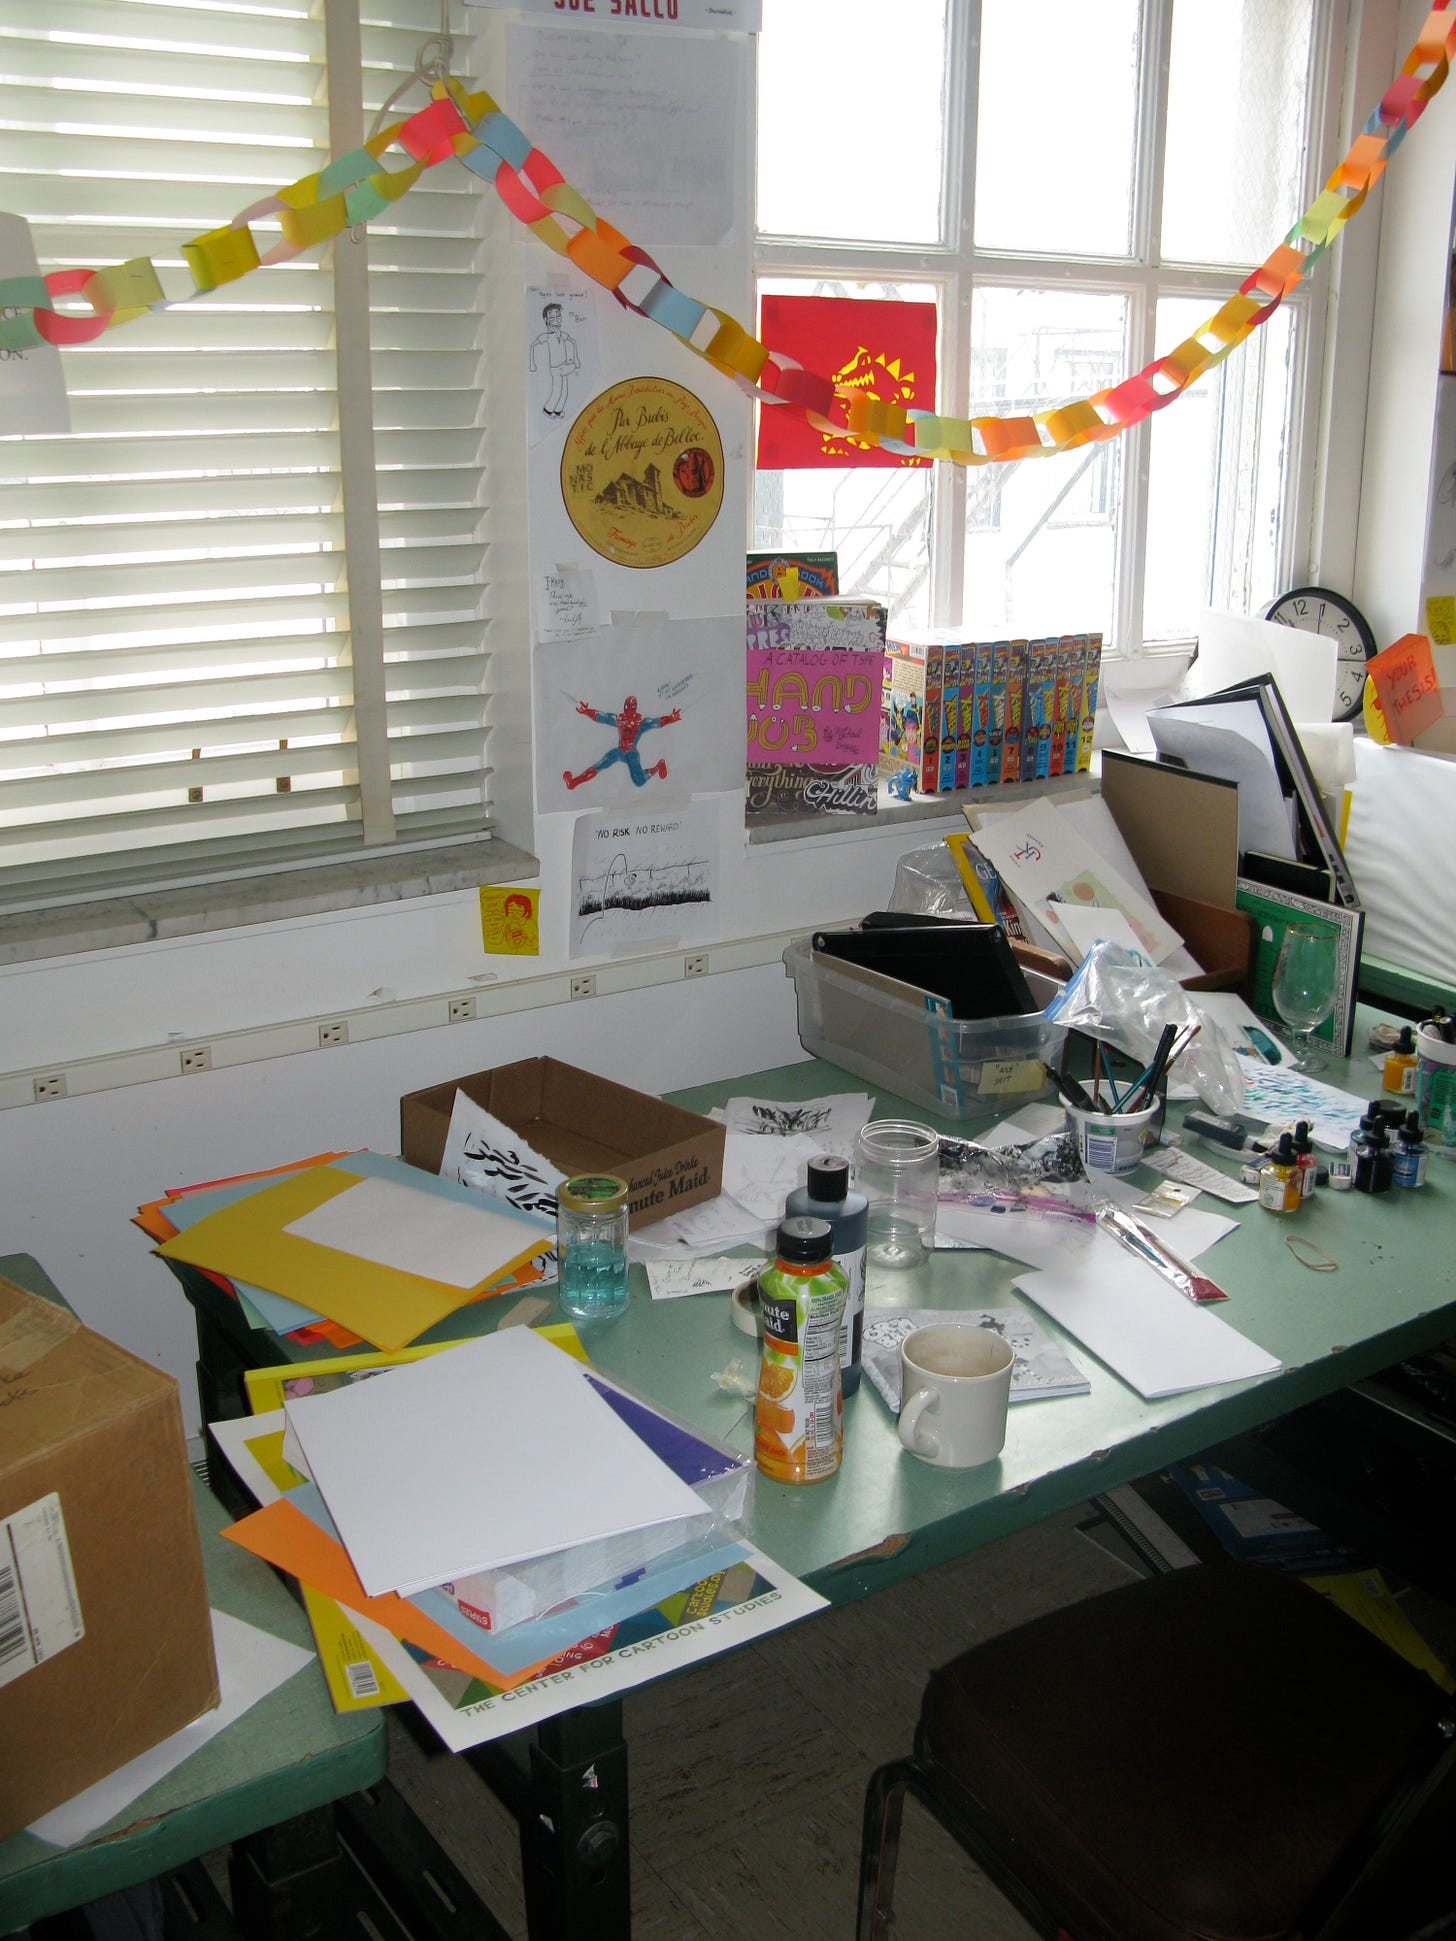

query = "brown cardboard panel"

[0,1275,219,1842]
[1100,750,1240,909]
[400,1057,724,1227]
[1151,889,1252,992]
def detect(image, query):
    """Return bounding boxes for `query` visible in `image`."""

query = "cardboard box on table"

[0,1274,218,1842]
[400,1058,725,1227]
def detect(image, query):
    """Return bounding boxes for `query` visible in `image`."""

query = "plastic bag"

[887,842,978,920]
[1042,942,1245,1116]
[937,1125,1101,1223]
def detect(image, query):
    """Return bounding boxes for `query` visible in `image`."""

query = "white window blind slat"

[0,0,493,902]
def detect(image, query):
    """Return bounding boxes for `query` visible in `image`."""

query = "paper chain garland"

[4,2,1454,465]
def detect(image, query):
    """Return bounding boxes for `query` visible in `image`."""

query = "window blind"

[0,0,491,908]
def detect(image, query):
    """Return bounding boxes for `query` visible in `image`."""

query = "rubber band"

[1285,1234,1338,1272]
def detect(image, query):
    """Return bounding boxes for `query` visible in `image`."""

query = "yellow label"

[1425,594,1456,645]
[976,1057,1045,1095]
[561,376,723,569]
[1361,673,1392,744]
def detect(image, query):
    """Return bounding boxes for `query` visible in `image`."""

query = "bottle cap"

[557,1173,629,1214]
[1396,1025,1415,1053]
[806,1155,849,1203]
[1401,1111,1424,1141]
[1292,1121,1312,1157]
[775,1215,833,1264]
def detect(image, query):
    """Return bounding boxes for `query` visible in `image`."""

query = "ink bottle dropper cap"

[805,1156,849,1203]
[1292,1121,1312,1158]
[1272,1131,1297,1165]
[1396,1025,1415,1053]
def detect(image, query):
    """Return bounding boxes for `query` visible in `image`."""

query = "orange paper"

[221,1499,554,1693]
[1367,632,1444,744]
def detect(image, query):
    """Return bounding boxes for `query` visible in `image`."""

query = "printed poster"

[533,618,745,814]
[569,798,718,953]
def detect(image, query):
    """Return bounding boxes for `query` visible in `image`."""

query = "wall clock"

[1263,585,1377,721]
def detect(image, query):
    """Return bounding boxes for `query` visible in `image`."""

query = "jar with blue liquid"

[556,1173,630,1320]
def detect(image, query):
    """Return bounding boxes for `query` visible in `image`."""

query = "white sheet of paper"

[722,1092,873,1157]
[569,799,720,954]
[1146,706,1298,862]
[1092,1168,1239,1257]
[1050,901,1150,964]
[1014,1240,1281,1400]
[720,1130,820,1222]
[440,1091,565,1221]
[971,796,1182,965]
[26,1609,311,1848]
[646,1255,762,1300]
[283,1175,543,1291]
[628,1193,774,1257]
[284,1329,708,1597]
[1234,1063,1368,1152]
[1184,608,1337,726]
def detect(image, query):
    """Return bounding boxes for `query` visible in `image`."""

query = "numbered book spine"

[1077,633,1102,772]
[1003,641,1028,784]
[939,643,960,792]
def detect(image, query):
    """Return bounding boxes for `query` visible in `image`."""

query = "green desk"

[169,1003,1456,1940]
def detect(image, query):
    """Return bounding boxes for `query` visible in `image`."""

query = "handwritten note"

[1367,633,1444,744]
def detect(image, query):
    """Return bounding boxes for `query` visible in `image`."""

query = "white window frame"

[754,0,1379,661]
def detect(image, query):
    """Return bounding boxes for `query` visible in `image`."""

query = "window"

[0,0,493,913]
[754,0,1336,654]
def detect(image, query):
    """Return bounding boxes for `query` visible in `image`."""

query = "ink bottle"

[1291,1121,1317,1199]
[1383,1026,1418,1096]
[1393,1112,1428,1190]
[1258,1133,1302,1213]
[1349,1103,1384,1164]
[1353,1123,1394,1195]
[785,1155,868,1396]
[555,1173,630,1320]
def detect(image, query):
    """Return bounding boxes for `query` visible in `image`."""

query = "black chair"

[857,1560,1456,1941]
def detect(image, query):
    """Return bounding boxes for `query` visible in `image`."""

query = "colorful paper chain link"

[4,2,1454,464]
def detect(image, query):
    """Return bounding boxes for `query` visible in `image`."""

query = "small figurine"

[887,766,915,802]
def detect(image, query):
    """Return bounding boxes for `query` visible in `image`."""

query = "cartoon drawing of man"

[501,892,534,951]
[528,302,580,418]
[564,694,681,790]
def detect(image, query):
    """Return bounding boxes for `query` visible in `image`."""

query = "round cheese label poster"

[560,376,724,570]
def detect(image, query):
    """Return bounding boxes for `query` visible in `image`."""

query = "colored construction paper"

[158,1165,551,1351]
[756,295,936,470]
[1367,633,1444,744]
[220,1498,556,1691]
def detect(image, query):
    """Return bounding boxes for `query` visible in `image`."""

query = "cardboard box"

[400,1057,725,1228]
[0,1275,218,1841]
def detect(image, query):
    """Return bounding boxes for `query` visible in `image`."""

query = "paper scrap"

[440,1090,564,1220]
[1367,633,1444,745]
[722,1091,873,1158]
[480,886,540,955]
[645,1255,761,1301]
[26,1609,312,1848]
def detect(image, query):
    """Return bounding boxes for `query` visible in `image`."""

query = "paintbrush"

[1095,1202,1230,1303]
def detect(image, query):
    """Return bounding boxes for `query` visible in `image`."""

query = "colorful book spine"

[1077,632,1102,772]
[882,636,946,793]
[968,640,993,787]
[939,642,960,793]
[1002,640,1027,784]
[1065,634,1088,773]
[987,640,1009,785]
[954,640,975,789]
[1028,639,1050,780]
[1049,635,1072,777]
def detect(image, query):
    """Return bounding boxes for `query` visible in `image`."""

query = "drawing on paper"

[528,302,581,419]
[743,1103,833,1138]
[564,694,681,791]
[576,851,711,930]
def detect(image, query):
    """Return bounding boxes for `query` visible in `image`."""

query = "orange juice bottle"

[754,1217,847,1485]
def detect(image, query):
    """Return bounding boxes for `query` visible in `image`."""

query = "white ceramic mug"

[898,1324,1014,1469]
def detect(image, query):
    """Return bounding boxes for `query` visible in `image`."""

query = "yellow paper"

[158,1167,547,1352]
[302,1584,409,1710]
[1425,595,1456,646]
[242,1321,587,1414]
[480,885,540,954]
[1303,1569,1454,1692]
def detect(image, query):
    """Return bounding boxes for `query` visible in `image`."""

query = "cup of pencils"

[1050,1022,1190,1176]
[1063,1096,1162,1176]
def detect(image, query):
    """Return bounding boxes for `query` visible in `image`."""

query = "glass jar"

[556,1173,630,1320]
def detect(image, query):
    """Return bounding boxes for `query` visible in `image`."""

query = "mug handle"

[899,1384,940,1457]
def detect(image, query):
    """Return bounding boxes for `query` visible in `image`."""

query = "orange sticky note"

[221,1499,554,1693]
[1367,633,1444,744]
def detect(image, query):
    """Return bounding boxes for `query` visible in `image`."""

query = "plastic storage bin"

[782,937,1065,1120]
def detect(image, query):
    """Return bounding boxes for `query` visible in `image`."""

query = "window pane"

[1162,0,1315,266]
[757,0,948,244]
[1143,298,1297,642]
[961,288,1125,639]
[975,0,1139,258]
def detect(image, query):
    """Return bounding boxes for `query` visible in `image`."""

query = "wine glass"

[1271,924,1338,1073]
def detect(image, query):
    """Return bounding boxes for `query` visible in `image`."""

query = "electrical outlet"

[448,996,476,1023]
[33,1074,66,1102]
[684,953,708,978]
[181,1046,212,1074]
[318,1020,349,1048]
[570,973,596,1000]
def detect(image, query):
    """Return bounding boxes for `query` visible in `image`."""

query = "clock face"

[1264,586,1377,721]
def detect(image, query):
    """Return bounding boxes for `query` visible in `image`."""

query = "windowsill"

[746,771,1096,844]
[0,836,541,968]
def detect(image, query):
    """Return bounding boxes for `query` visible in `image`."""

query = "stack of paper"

[150,1152,556,1352]
[215,1329,827,1752]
